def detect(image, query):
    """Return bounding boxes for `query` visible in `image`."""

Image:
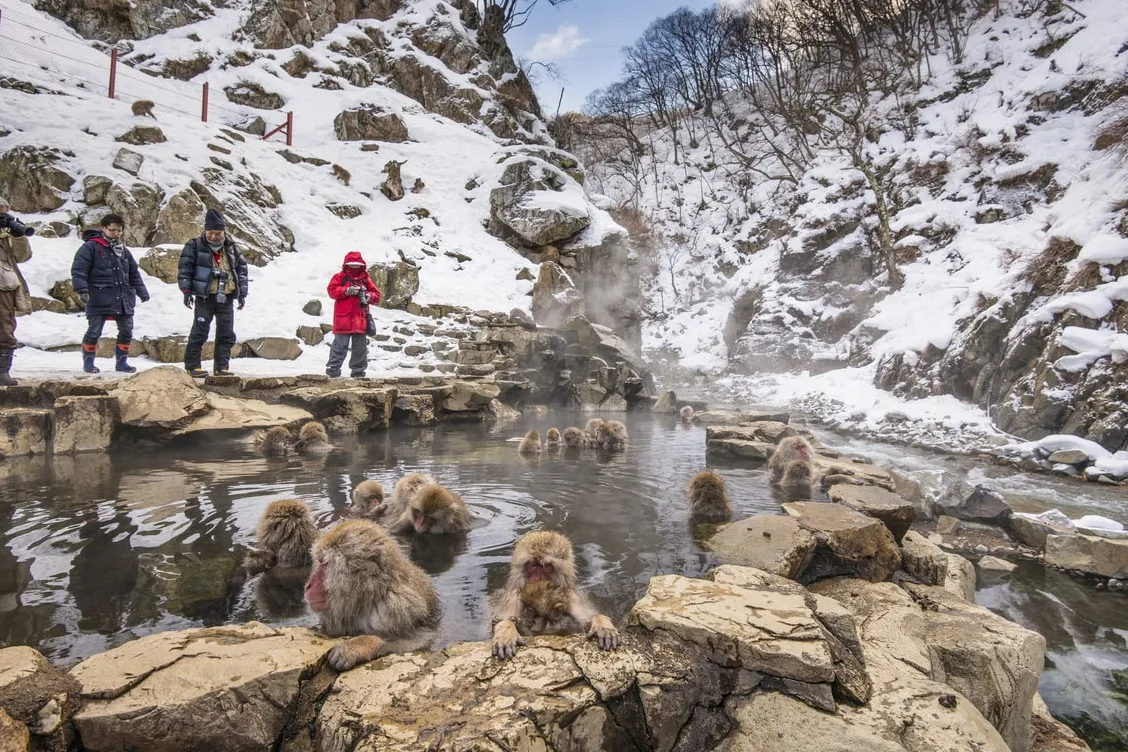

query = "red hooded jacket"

[328,251,381,334]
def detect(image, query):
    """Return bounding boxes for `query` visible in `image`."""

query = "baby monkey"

[544,427,562,449]
[295,421,332,455]
[131,99,156,118]
[679,405,696,422]
[349,480,386,518]
[517,429,542,455]
[256,426,293,457]
[517,580,580,635]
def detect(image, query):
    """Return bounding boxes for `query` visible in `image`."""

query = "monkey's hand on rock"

[587,615,621,650]
[492,619,526,660]
[327,635,388,671]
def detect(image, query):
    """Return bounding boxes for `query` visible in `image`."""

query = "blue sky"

[505,0,719,115]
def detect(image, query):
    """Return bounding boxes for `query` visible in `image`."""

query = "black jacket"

[178,235,249,301]
[71,230,149,316]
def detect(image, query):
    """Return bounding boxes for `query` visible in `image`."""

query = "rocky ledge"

[0,560,1084,752]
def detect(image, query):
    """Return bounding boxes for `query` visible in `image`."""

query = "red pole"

[286,111,293,146]
[108,47,117,99]
[201,82,209,122]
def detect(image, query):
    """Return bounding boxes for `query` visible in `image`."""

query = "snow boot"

[186,366,208,378]
[82,343,100,374]
[0,348,17,387]
[115,343,136,373]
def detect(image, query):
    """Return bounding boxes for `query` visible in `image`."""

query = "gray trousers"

[326,333,368,376]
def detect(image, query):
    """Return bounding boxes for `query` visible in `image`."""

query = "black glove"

[237,297,245,310]
[78,292,89,306]
[183,292,194,308]
[139,293,150,303]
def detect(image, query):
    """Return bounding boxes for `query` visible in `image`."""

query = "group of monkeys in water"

[246,411,850,672]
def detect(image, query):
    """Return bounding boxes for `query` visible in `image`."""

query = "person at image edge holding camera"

[326,251,380,379]
[0,196,35,386]
[178,208,249,378]
[71,213,150,374]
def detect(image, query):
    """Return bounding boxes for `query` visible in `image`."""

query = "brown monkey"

[779,459,814,495]
[595,419,628,450]
[248,498,318,571]
[544,427,562,448]
[490,530,620,659]
[768,435,816,485]
[295,421,332,455]
[517,429,542,455]
[256,426,293,458]
[131,99,156,118]
[349,480,386,518]
[388,483,472,535]
[514,580,580,635]
[562,426,588,448]
[679,405,696,422]
[304,519,440,671]
[380,471,438,522]
[583,418,605,441]
[687,470,732,522]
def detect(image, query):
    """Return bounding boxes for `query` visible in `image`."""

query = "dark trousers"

[326,333,368,377]
[185,295,236,370]
[0,289,16,350]
[83,314,133,346]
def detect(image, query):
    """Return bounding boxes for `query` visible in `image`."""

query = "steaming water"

[0,413,1123,749]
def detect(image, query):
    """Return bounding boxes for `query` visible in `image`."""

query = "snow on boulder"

[1078,235,1128,265]
[1004,434,1113,461]
[487,155,591,247]
[1056,326,1128,371]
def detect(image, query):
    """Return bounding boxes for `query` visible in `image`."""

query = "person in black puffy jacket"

[177,208,249,377]
[70,213,150,374]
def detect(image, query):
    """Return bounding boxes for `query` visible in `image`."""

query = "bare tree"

[476,0,574,33]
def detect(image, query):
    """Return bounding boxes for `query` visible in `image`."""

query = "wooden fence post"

[201,82,209,122]
[286,111,293,146]
[108,47,118,99]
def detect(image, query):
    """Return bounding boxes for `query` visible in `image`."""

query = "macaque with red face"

[768,436,815,485]
[490,530,620,660]
[387,483,472,535]
[304,519,439,671]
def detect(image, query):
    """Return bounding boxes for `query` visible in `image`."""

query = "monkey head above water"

[295,421,332,455]
[583,419,605,440]
[595,420,628,450]
[490,530,620,659]
[305,519,440,671]
[349,480,386,518]
[544,427,562,448]
[256,426,293,458]
[768,435,815,485]
[517,429,541,455]
[380,471,437,523]
[248,498,318,571]
[679,405,696,422]
[388,483,472,535]
[687,470,732,523]
[561,427,588,448]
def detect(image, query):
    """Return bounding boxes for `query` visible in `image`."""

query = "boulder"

[0,145,75,211]
[367,261,419,309]
[282,387,397,432]
[52,396,120,454]
[706,437,774,460]
[781,502,902,583]
[170,393,311,438]
[48,280,83,312]
[115,125,166,145]
[1010,511,1074,551]
[0,645,82,752]
[296,325,324,346]
[111,148,143,176]
[489,157,590,247]
[1045,533,1128,578]
[825,483,917,542]
[441,380,501,412]
[705,421,797,444]
[83,174,113,205]
[138,246,182,285]
[109,367,209,429]
[302,299,322,316]
[977,555,1017,574]
[151,187,206,246]
[380,159,405,201]
[0,409,51,457]
[0,708,27,752]
[105,181,165,246]
[694,409,790,426]
[531,261,583,328]
[70,623,335,752]
[1046,449,1089,465]
[652,390,678,413]
[706,515,817,579]
[223,81,285,110]
[332,104,409,142]
[935,484,1012,527]
[900,531,976,601]
[243,337,302,360]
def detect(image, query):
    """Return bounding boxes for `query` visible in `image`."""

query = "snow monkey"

[517,429,542,455]
[544,427,562,448]
[387,483,472,535]
[562,426,588,448]
[514,580,581,635]
[295,421,332,455]
[131,99,156,118]
[595,420,628,450]
[687,470,732,523]
[584,418,605,441]
[349,480,386,518]
[490,530,620,660]
[679,405,696,422]
[779,458,814,495]
[249,499,318,571]
[379,471,438,522]
[304,519,440,671]
[768,435,816,486]
[257,426,293,458]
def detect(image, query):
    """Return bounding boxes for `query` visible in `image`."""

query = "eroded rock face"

[224,82,285,110]
[138,246,183,284]
[706,422,797,444]
[489,157,590,247]
[0,645,82,752]
[151,187,206,247]
[826,483,917,542]
[189,168,293,265]
[531,261,583,328]
[333,105,408,142]
[243,337,302,360]
[935,484,1012,526]
[367,261,419,309]
[115,125,166,145]
[36,0,210,41]
[105,181,166,246]
[781,502,902,583]
[52,396,120,454]
[109,366,209,429]
[171,393,310,438]
[900,531,976,601]
[0,145,76,211]
[0,409,51,458]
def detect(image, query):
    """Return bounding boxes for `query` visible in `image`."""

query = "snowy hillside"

[0,0,618,377]
[586,0,1128,450]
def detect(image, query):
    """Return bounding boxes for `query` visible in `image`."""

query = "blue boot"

[115,343,137,373]
[82,344,100,374]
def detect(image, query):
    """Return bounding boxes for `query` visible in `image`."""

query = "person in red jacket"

[325,251,380,379]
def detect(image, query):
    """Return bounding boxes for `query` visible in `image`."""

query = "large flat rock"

[693,409,789,426]
[110,366,209,428]
[1045,533,1128,578]
[826,483,917,542]
[781,502,902,583]
[705,421,797,444]
[627,574,834,684]
[170,393,311,437]
[706,515,817,579]
[706,437,774,460]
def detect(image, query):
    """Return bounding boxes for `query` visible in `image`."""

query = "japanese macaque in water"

[544,427,562,449]
[779,459,814,494]
[256,426,293,458]
[247,499,318,571]
[583,419,605,441]
[517,429,541,455]
[687,470,732,523]
[489,530,620,660]
[595,420,628,450]
[380,472,438,523]
[304,519,439,671]
[679,405,696,422]
[349,480,386,518]
[768,436,816,485]
[295,421,332,455]
[387,483,472,535]
[562,427,588,448]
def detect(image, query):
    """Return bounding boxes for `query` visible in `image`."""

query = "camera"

[0,213,34,238]
[358,290,371,306]
[212,269,230,303]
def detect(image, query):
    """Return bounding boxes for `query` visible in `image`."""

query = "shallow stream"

[0,413,1123,749]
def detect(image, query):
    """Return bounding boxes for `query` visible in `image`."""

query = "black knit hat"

[204,208,226,231]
